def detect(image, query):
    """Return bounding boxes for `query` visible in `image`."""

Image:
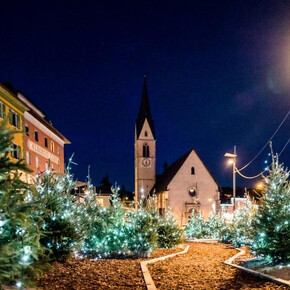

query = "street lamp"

[224,146,237,211]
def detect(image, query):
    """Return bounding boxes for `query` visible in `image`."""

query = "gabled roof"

[154,149,219,192]
[135,76,155,138]
[155,149,193,191]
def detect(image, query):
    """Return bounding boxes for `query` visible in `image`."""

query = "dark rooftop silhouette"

[135,76,155,139]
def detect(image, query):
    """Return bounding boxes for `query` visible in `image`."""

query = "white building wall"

[167,151,219,225]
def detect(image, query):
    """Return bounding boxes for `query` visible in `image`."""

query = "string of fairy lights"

[233,109,290,181]
[238,109,290,173]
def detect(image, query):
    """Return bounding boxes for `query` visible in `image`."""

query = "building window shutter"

[16,114,20,129]
[9,109,13,125]
[0,102,5,118]
[17,146,21,159]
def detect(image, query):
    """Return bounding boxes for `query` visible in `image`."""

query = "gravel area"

[236,247,290,282]
[36,248,181,289]
[148,243,287,289]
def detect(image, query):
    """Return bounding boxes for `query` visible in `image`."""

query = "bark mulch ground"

[36,248,181,289]
[148,243,287,289]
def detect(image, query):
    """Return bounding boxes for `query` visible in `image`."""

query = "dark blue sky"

[0,0,289,190]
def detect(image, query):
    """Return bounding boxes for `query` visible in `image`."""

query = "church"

[134,77,220,225]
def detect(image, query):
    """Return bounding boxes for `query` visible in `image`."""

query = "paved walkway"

[148,243,286,289]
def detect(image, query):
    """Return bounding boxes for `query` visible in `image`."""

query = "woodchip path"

[148,243,287,289]
[37,243,287,289]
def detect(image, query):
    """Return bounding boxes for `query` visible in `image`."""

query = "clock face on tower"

[141,158,151,167]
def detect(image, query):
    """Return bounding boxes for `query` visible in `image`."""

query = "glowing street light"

[224,146,237,211]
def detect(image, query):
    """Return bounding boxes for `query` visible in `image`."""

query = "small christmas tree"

[205,212,227,240]
[252,155,290,263]
[81,184,127,257]
[0,121,43,287]
[157,208,183,248]
[33,161,84,263]
[227,196,258,247]
[185,211,206,238]
[126,196,159,257]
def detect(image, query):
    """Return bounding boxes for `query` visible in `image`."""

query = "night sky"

[0,0,289,190]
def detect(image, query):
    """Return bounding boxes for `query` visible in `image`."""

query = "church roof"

[135,76,155,138]
[155,149,193,192]
[154,149,219,192]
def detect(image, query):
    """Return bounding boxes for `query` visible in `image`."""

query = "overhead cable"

[238,109,290,172]
[278,137,290,156]
[236,136,289,180]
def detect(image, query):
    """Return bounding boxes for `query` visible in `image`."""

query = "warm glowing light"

[228,159,234,165]
[256,182,264,189]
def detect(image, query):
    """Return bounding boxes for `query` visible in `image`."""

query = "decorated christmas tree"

[33,160,84,263]
[252,155,290,263]
[184,211,206,238]
[0,121,43,287]
[227,196,258,247]
[205,212,227,240]
[157,208,183,248]
[126,196,159,256]
[81,184,127,257]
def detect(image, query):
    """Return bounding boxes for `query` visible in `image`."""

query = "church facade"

[134,77,220,225]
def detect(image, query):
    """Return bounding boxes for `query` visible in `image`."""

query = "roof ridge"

[155,149,194,192]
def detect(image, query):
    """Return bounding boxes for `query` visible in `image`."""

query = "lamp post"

[224,146,237,211]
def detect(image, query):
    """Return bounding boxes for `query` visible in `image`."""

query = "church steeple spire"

[136,75,155,138]
[134,76,156,205]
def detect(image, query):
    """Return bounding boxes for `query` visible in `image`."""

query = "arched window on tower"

[191,167,195,175]
[143,143,150,157]
[145,130,148,137]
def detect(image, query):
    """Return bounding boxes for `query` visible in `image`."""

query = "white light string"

[235,167,264,179]
[238,109,290,172]
[235,137,290,180]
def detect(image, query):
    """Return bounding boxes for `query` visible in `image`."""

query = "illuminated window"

[36,156,39,169]
[44,137,48,148]
[9,109,20,128]
[11,143,21,159]
[26,151,31,165]
[0,102,6,118]
[143,143,149,157]
[34,131,39,142]
[191,167,195,175]
[97,198,104,206]
[51,141,54,152]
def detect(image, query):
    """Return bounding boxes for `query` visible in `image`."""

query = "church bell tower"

[134,76,156,204]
